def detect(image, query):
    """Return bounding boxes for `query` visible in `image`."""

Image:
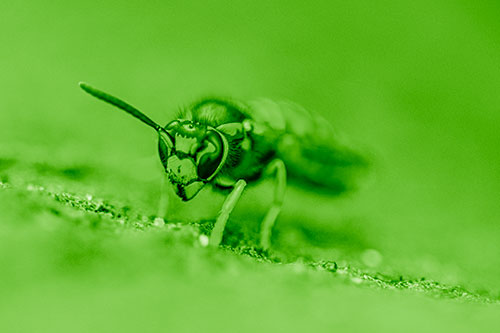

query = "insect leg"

[156,173,170,219]
[260,159,287,250]
[209,179,247,247]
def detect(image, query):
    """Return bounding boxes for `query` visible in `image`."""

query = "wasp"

[79,83,368,249]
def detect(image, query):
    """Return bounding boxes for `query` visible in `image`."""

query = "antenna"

[79,82,162,132]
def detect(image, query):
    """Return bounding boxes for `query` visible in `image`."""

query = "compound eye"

[158,130,174,167]
[196,130,225,180]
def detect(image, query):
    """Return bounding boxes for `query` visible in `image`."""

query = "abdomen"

[247,99,369,194]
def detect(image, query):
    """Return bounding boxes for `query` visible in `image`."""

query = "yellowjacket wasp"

[80,83,367,249]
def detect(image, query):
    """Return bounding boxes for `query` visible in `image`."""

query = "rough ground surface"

[1,152,499,332]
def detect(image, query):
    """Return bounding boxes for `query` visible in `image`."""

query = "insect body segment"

[159,119,229,200]
[80,83,367,250]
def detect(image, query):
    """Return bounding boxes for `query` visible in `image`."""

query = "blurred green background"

[1,0,500,331]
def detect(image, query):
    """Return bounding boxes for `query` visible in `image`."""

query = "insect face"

[158,120,229,201]
[79,83,229,201]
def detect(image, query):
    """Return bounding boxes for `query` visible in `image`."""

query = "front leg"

[209,179,247,247]
[260,159,287,250]
[156,173,170,219]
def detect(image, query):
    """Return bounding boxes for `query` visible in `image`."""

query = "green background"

[1,0,499,331]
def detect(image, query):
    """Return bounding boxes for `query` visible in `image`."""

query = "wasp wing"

[248,99,369,195]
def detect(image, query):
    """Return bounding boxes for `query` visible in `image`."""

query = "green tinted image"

[1,1,500,332]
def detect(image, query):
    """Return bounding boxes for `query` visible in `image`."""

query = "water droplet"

[199,234,209,247]
[361,249,383,267]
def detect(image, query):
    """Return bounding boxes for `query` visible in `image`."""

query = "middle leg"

[260,159,287,250]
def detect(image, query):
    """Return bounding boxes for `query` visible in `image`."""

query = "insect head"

[79,83,229,201]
